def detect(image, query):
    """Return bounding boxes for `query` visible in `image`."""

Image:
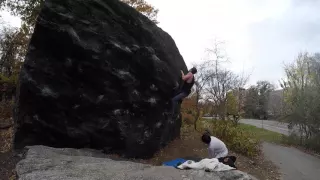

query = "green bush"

[186,110,192,114]
[305,135,320,152]
[202,120,260,157]
[0,73,18,85]
[281,133,320,153]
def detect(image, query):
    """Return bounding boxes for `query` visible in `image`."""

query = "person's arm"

[181,71,192,81]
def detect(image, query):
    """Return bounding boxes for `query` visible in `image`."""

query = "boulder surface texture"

[16,146,258,180]
[14,0,187,158]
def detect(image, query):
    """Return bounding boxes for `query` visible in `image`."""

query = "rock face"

[14,0,187,158]
[16,146,258,180]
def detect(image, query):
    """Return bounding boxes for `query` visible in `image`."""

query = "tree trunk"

[193,108,201,131]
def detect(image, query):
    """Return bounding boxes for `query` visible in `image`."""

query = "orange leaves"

[121,0,159,24]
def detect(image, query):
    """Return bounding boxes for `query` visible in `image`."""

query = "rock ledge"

[16,146,258,180]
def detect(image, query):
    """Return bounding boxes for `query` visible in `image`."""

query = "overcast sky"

[1,0,320,86]
[146,0,320,86]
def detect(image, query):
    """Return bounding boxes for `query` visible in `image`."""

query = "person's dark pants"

[171,92,188,115]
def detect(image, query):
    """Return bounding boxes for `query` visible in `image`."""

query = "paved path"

[263,142,320,180]
[239,119,295,135]
[240,119,320,180]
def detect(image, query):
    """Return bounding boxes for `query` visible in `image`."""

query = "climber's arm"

[181,70,192,81]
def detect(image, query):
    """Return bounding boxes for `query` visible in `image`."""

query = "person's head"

[201,133,211,144]
[189,67,197,74]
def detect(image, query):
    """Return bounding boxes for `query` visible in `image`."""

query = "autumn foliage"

[121,0,159,24]
[181,95,197,125]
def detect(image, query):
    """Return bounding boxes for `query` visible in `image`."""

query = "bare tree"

[190,61,212,130]
[186,38,250,124]
[203,39,236,120]
[205,39,229,78]
[206,69,240,120]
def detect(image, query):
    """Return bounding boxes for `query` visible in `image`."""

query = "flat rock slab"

[16,146,258,180]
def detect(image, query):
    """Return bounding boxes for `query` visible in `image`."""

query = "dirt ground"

[144,127,281,180]
[108,126,281,180]
[0,150,26,180]
[0,123,13,154]
[0,126,281,180]
[0,125,22,180]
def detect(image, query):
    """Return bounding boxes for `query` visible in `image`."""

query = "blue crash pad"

[163,158,187,167]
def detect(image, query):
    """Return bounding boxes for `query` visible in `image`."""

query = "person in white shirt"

[201,133,228,158]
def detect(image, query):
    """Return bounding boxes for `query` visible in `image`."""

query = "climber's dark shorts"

[172,92,188,103]
[171,92,188,114]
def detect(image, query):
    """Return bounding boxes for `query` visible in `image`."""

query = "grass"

[238,123,287,144]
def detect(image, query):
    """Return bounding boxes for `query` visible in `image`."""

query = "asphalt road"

[239,119,294,136]
[263,142,320,180]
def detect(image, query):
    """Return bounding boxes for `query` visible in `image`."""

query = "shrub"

[305,135,320,152]
[201,120,260,157]
[281,132,320,153]
[187,110,192,114]
[182,112,194,125]
[0,75,15,152]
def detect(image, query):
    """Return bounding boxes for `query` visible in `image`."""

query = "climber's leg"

[171,92,188,115]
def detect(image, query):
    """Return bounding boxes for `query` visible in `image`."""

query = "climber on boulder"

[171,67,197,115]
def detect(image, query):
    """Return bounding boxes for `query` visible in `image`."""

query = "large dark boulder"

[14,0,187,158]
